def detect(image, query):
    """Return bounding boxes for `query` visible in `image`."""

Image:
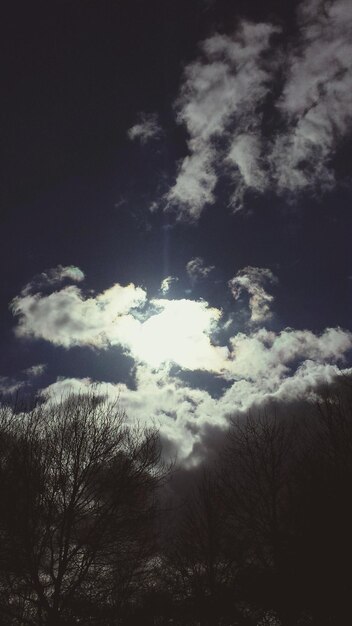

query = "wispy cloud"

[128,112,162,144]
[269,0,352,196]
[164,0,352,220]
[0,376,26,396]
[11,267,352,461]
[160,276,178,295]
[166,21,278,220]
[186,257,215,284]
[23,363,47,378]
[229,266,278,323]
[21,265,85,296]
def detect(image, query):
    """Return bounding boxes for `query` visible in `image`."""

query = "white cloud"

[167,147,218,221]
[40,376,120,406]
[10,280,227,372]
[0,376,26,395]
[227,326,352,382]
[226,133,267,211]
[11,283,146,349]
[160,276,178,295]
[11,270,352,462]
[127,299,228,371]
[270,0,352,196]
[127,112,162,144]
[186,257,215,283]
[164,0,352,219]
[166,22,279,220]
[38,334,352,463]
[229,266,278,323]
[21,265,85,295]
[34,324,352,464]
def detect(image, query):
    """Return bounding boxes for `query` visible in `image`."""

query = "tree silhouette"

[0,394,165,626]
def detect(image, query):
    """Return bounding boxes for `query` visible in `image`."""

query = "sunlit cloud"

[10,273,227,372]
[11,267,352,462]
[128,299,228,371]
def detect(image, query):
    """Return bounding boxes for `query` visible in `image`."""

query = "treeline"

[0,386,351,625]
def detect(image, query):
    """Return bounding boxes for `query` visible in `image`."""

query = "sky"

[2,0,352,463]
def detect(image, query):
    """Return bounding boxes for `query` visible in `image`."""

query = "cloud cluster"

[229,266,278,323]
[40,350,351,463]
[11,267,352,462]
[166,0,352,219]
[127,112,162,144]
[11,272,226,372]
[227,326,351,382]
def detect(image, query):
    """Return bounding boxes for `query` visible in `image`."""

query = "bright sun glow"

[129,299,228,371]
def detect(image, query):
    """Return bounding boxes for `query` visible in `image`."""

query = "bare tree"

[160,468,237,626]
[0,394,166,625]
[217,409,299,625]
[220,409,296,571]
[290,385,352,625]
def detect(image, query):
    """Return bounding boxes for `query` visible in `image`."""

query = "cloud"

[10,278,227,372]
[40,376,118,405]
[160,276,178,295]
[166,147,218,221]
[11,282,146,349]
[127,112,162,144]
[186,257,215,283]
[229,266,278,323]
[39,368,219,461]
[127,299,228,371]
[226,133,268,211]
[269,0,352,196]
[21,265,85,295]
[164,0,352,219]
[23,363,47,378]
[11,269,352,462]
[165,21,279,220]
[0,364,46,397]
[38,343,352,464]
[227,326,352,382]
